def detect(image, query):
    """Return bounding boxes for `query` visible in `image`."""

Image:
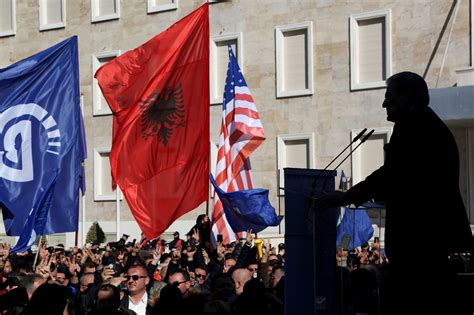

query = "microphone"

[308,128,367,193]
[325,129,375,183]
[305,128,375,228]
[313,129,375,202]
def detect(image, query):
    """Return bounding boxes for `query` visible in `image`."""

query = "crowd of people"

[0,215,285,315]
[335,239,473,315]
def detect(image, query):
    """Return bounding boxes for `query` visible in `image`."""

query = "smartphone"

[217,234,223,243]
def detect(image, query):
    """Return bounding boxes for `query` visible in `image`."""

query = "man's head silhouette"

[383,71,429,122]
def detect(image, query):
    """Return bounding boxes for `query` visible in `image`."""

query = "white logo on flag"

[0,103,60,182]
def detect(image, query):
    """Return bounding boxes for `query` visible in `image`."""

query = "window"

[351,127,392,184]
[39,0,66,31]
[147,0,177,13]
[0,0,16,37]
[277,133,315,189]
[350,9,392,90]
[91,0,120,23]
[92,51,120,116]
[93,147,118,201]
[451,127,474,224]
[210,33,243,105]
[275,21,313,98]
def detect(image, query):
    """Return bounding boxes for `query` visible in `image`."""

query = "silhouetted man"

[315,72,472,314]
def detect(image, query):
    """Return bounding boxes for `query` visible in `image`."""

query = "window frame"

[349,9,392,91]
[276,132,315,191]
[275,21,314,98]
[351,127,392,185]
[0,0,16,38]
[147,0,178,14]
[91,0,120,23]
[92,50,121,116]
[210,32,243,105]
[38,0,66,31]
[93,147,122,201]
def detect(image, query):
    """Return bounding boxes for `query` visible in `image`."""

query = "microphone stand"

[278,129,368,199]
[308,129,373,315]
[319,129,375,192]
[308,128,367,195]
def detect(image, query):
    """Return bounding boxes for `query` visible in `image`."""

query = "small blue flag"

[336,207,374,250]
[210,175,283,233]
[0,36,86,253]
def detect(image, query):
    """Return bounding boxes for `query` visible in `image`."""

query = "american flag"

[211,46,266,245]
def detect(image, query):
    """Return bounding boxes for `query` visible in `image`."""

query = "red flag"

[95,4,209,239]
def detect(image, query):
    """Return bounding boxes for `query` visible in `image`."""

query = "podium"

[284,168,338,315]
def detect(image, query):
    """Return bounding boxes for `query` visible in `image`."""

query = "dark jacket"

[345,106,472,262]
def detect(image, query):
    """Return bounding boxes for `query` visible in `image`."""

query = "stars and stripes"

[211,46,266,245]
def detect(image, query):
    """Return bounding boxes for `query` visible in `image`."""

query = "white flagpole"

[80,94,86,245]
[82,194,86,245]
[116,187,121,240]
[33,235,42,268]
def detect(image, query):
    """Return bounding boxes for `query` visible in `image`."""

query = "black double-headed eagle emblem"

[139,83,186,145]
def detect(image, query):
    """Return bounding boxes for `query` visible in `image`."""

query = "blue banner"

[0,36,86,253]
[336,207,374,250]
[210,175,282,233]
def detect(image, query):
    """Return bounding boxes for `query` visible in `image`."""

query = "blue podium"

[284,168,338,315]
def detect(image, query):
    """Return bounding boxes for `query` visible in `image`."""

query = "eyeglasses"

[195,273,206,279]
[125,275,147,281]
[247,267,258,272]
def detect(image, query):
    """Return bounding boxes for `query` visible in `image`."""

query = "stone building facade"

[0,0,473,247]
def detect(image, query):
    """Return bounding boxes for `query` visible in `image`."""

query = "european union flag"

[336,207,374,250]
[0,37,86,253]
[210,175,283,233]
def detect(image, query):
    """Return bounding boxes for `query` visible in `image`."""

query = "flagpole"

[75,191,80,246]
[116,187,121,240]
[81,193,86,245]
[33,235,42,268]
[80,94,86,246]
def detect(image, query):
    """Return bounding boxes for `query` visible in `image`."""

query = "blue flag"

[0,36,86,253]
[210,175,283,233]
[336,207,374,250]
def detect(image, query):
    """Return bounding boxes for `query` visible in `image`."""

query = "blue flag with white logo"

[210,175,283,233]
[0,36,86,253]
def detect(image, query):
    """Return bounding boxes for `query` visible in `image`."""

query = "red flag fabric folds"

[95,4,209,239]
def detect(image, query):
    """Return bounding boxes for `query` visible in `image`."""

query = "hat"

[54,244,65,250]
[278,243,285,250]
[122,234,129,238]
